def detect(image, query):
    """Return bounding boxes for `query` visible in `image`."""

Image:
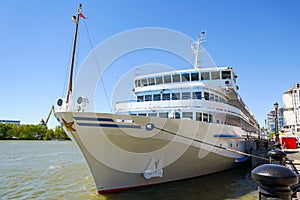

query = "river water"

[1,141,262,199]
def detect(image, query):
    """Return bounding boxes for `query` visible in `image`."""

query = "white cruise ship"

[54,4,259,194]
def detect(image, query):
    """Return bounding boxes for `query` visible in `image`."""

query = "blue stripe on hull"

[73,117,114,122]
[77,122,141,129]
[214,134,243,139]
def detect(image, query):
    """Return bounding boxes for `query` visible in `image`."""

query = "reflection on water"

[1,141,258,199]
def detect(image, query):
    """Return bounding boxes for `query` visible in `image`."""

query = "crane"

[39,105,55,126]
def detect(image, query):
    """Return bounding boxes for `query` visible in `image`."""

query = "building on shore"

[266,107,285,133]
[0,119,21,125]
[282,83,300,136]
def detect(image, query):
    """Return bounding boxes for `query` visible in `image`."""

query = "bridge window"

[141,78,148,86]
[222,71,231,79]
[201,72,210,80]
[182,73,190,82]
[148,77,155,85]
[135,80,141,87]
[164,75,171,83]
[211,71,220,80]
[172,74,180,82]
[156,76,163,84]
[191,72,199,81]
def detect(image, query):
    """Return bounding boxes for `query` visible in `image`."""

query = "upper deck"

[133,67,238,94]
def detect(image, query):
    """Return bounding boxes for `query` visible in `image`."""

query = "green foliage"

[0,123,69,140]
[269,132,275,140]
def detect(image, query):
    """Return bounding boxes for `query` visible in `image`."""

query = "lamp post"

[274,102,279,146]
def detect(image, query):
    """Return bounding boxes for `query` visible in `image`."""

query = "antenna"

[192,31,206,69]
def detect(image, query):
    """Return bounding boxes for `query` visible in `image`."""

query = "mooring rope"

[154,126,269,161]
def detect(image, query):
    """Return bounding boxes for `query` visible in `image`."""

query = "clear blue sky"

[1,0,299,128]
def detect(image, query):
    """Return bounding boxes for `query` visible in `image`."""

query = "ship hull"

[55,111,248,193]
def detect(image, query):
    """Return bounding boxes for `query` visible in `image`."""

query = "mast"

[193,35,200,69]
[193,31,206,69]
[66,4,83,104]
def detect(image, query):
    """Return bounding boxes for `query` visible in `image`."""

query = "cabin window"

[182,73,190,82]
[196,112,202,121]
[219,97,223,103]
[203,113,208,122]
[172,93,180,100]
[145,95,152,101]
[148,113,157,117]
[182,112,193,120]
[210,94,214,101]
[182,92,191,100]
[222,71,231,79]
[148,77,155,85]
[204,92,210,100]
[172,74,180,82]
[193,92,202,99]
[162,93,170,100]
[174,112,181,119]
[137,96,144,102]
[159,112,168,118]
[208,114,213,123]
[141,78,148,86]
[214,95,219,102]
[153,94,161,101]
[201,72,210,80]
[156,76,163,85]
[211,71,220,80]
[138,113,147,116]
[164,75,171,83]
[191,72,199,81]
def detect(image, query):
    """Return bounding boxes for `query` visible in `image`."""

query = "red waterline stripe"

[98,182,165,194]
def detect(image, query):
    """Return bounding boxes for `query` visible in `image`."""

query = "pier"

[249,139,300,199]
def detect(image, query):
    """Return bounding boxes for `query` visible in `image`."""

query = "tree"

[54,126,69,140]
[0,123,69,140]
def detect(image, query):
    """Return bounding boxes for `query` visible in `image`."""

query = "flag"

[79,13,86,19]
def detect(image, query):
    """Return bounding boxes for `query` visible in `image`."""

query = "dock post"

[252,164,298,200]
[267,149,287,165]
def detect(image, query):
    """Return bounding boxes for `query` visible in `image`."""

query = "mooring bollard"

[268,149,287,165]
[252,164,298,200]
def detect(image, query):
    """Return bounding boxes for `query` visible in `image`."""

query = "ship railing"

[115,99,249,121]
